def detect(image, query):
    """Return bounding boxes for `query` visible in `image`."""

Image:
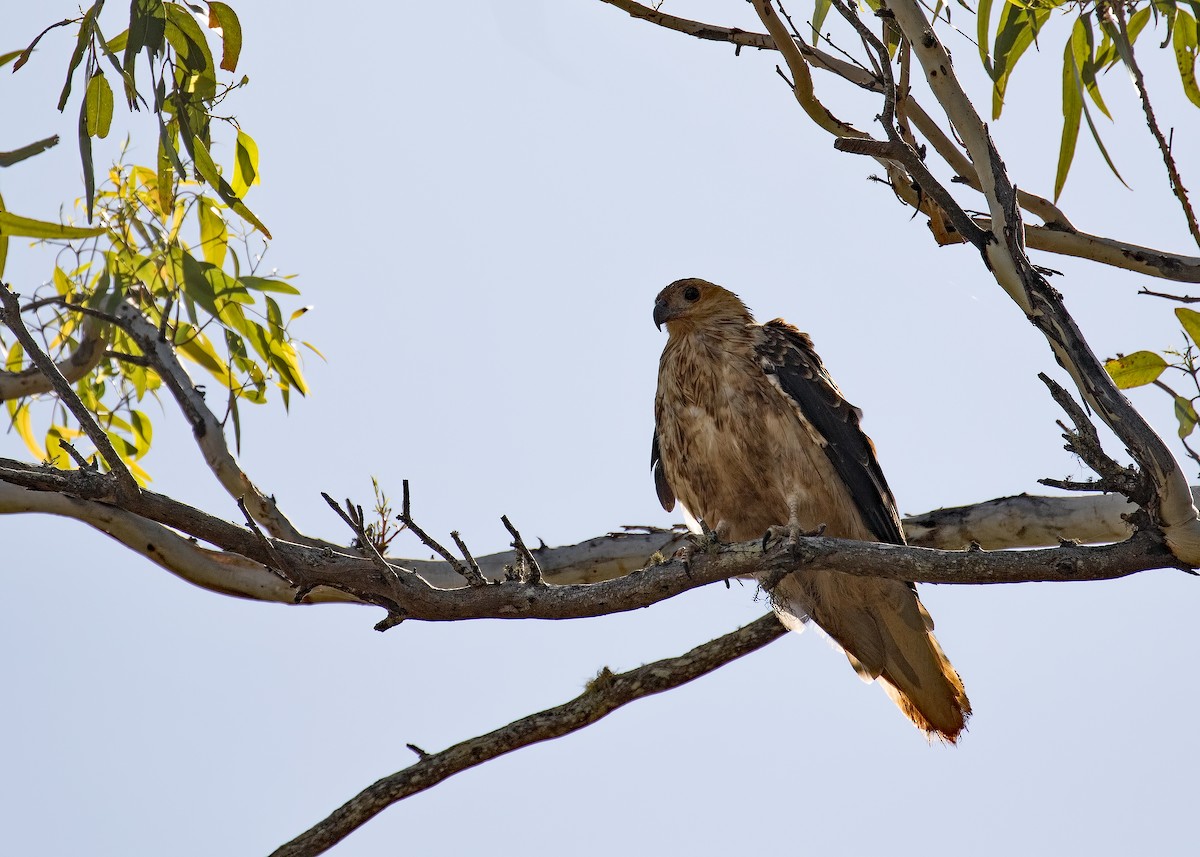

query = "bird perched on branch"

[652,278,970,741]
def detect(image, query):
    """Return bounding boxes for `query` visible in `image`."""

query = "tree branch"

[0,285,139,498]
[881,0,1200,564]
[107,300,315,545]
[595,0,1200,281]
[596,0,774,51]
[1109,3,1200,250]
[0,458,1187,629]
[0,315,107,400]
[269,611,786,857]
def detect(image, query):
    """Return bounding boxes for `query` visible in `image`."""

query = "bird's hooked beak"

[653,299,672,331]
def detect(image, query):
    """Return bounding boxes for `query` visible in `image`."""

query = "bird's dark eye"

[683,286,700,302]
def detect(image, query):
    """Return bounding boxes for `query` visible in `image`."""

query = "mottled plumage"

[652,278,970,741]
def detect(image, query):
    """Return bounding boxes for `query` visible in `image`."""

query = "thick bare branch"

[0,316,106,400]
[0,481,351,602]
[1019,223,1200,282]
[881,0,1200,563]
[0,459,1186,629]
[270,612,787,857]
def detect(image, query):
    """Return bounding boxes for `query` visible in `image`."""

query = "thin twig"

[319,492,401,578]
[1139,287,1200,303]
[0,284,139,498]
[238,496,294,585]
[1110,3,1200,250]
[596,0,774,50]
[501,514,544,586]
[448,531,487,587]
[268,613,787,857]
[55,439,93,469]
[1038,372,1148,504]
[397,480,480,586]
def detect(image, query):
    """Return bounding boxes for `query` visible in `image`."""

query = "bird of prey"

[652,278,970,741]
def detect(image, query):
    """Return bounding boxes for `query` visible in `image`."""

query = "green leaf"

[13,18,74,73]
[58,3,101,111]
[124,0,165,107]
[197,197,228,267]
[1073,14,1111,120]
[84,71,114,138]
[163,2,217,99]
[1176,395,1199,438]
[77,95,95,221]
[130,409,153,454]
[174,323,227,376]
[811,0,832,43]
[0,135,61,167]
[241,275,299,295]
[1174,10,1200,109]
[265,295,283,332]
[1055,33,1083,200]
[189,134,272,238]
[231,129,259,198]
[1104,351,1168,388]
[1177,306,1200,344]
[206,1,242,72]
[53,266,74,296]
[990,0,1057,119]
[0,191,8,279]
[0,211,105,239]
[106,29,129,53]
[163,2,213,73]
[157,118,179,214]
[0,49,24,70]
[5,341,23,372]
[977,0,995,74]
[1073,54,1127,191]
[126,0,166,60]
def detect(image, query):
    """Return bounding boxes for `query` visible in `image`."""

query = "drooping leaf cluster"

[1,2,314,481]
[974,0,1200,199]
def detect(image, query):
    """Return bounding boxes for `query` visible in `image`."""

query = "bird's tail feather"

[771,570,970,742]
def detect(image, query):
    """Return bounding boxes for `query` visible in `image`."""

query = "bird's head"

[653,278,752,334]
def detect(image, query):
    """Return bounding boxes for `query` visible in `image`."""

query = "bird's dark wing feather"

[651,429,675,512]
[757,319,906,545]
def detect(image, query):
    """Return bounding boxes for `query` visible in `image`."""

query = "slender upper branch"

[596,0,774,50]
[1109,3,1200,249]
[269,612,787,857]
[595,0,1200,282]
[109,301,315,545]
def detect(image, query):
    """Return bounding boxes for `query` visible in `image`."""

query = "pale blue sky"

[3,2,1199,855]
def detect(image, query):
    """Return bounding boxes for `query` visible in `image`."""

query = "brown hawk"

[652,278,970,741]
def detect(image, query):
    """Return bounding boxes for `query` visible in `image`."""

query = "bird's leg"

[669,517,726,578]
[762,496,826,552]
[693,517,726,551]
